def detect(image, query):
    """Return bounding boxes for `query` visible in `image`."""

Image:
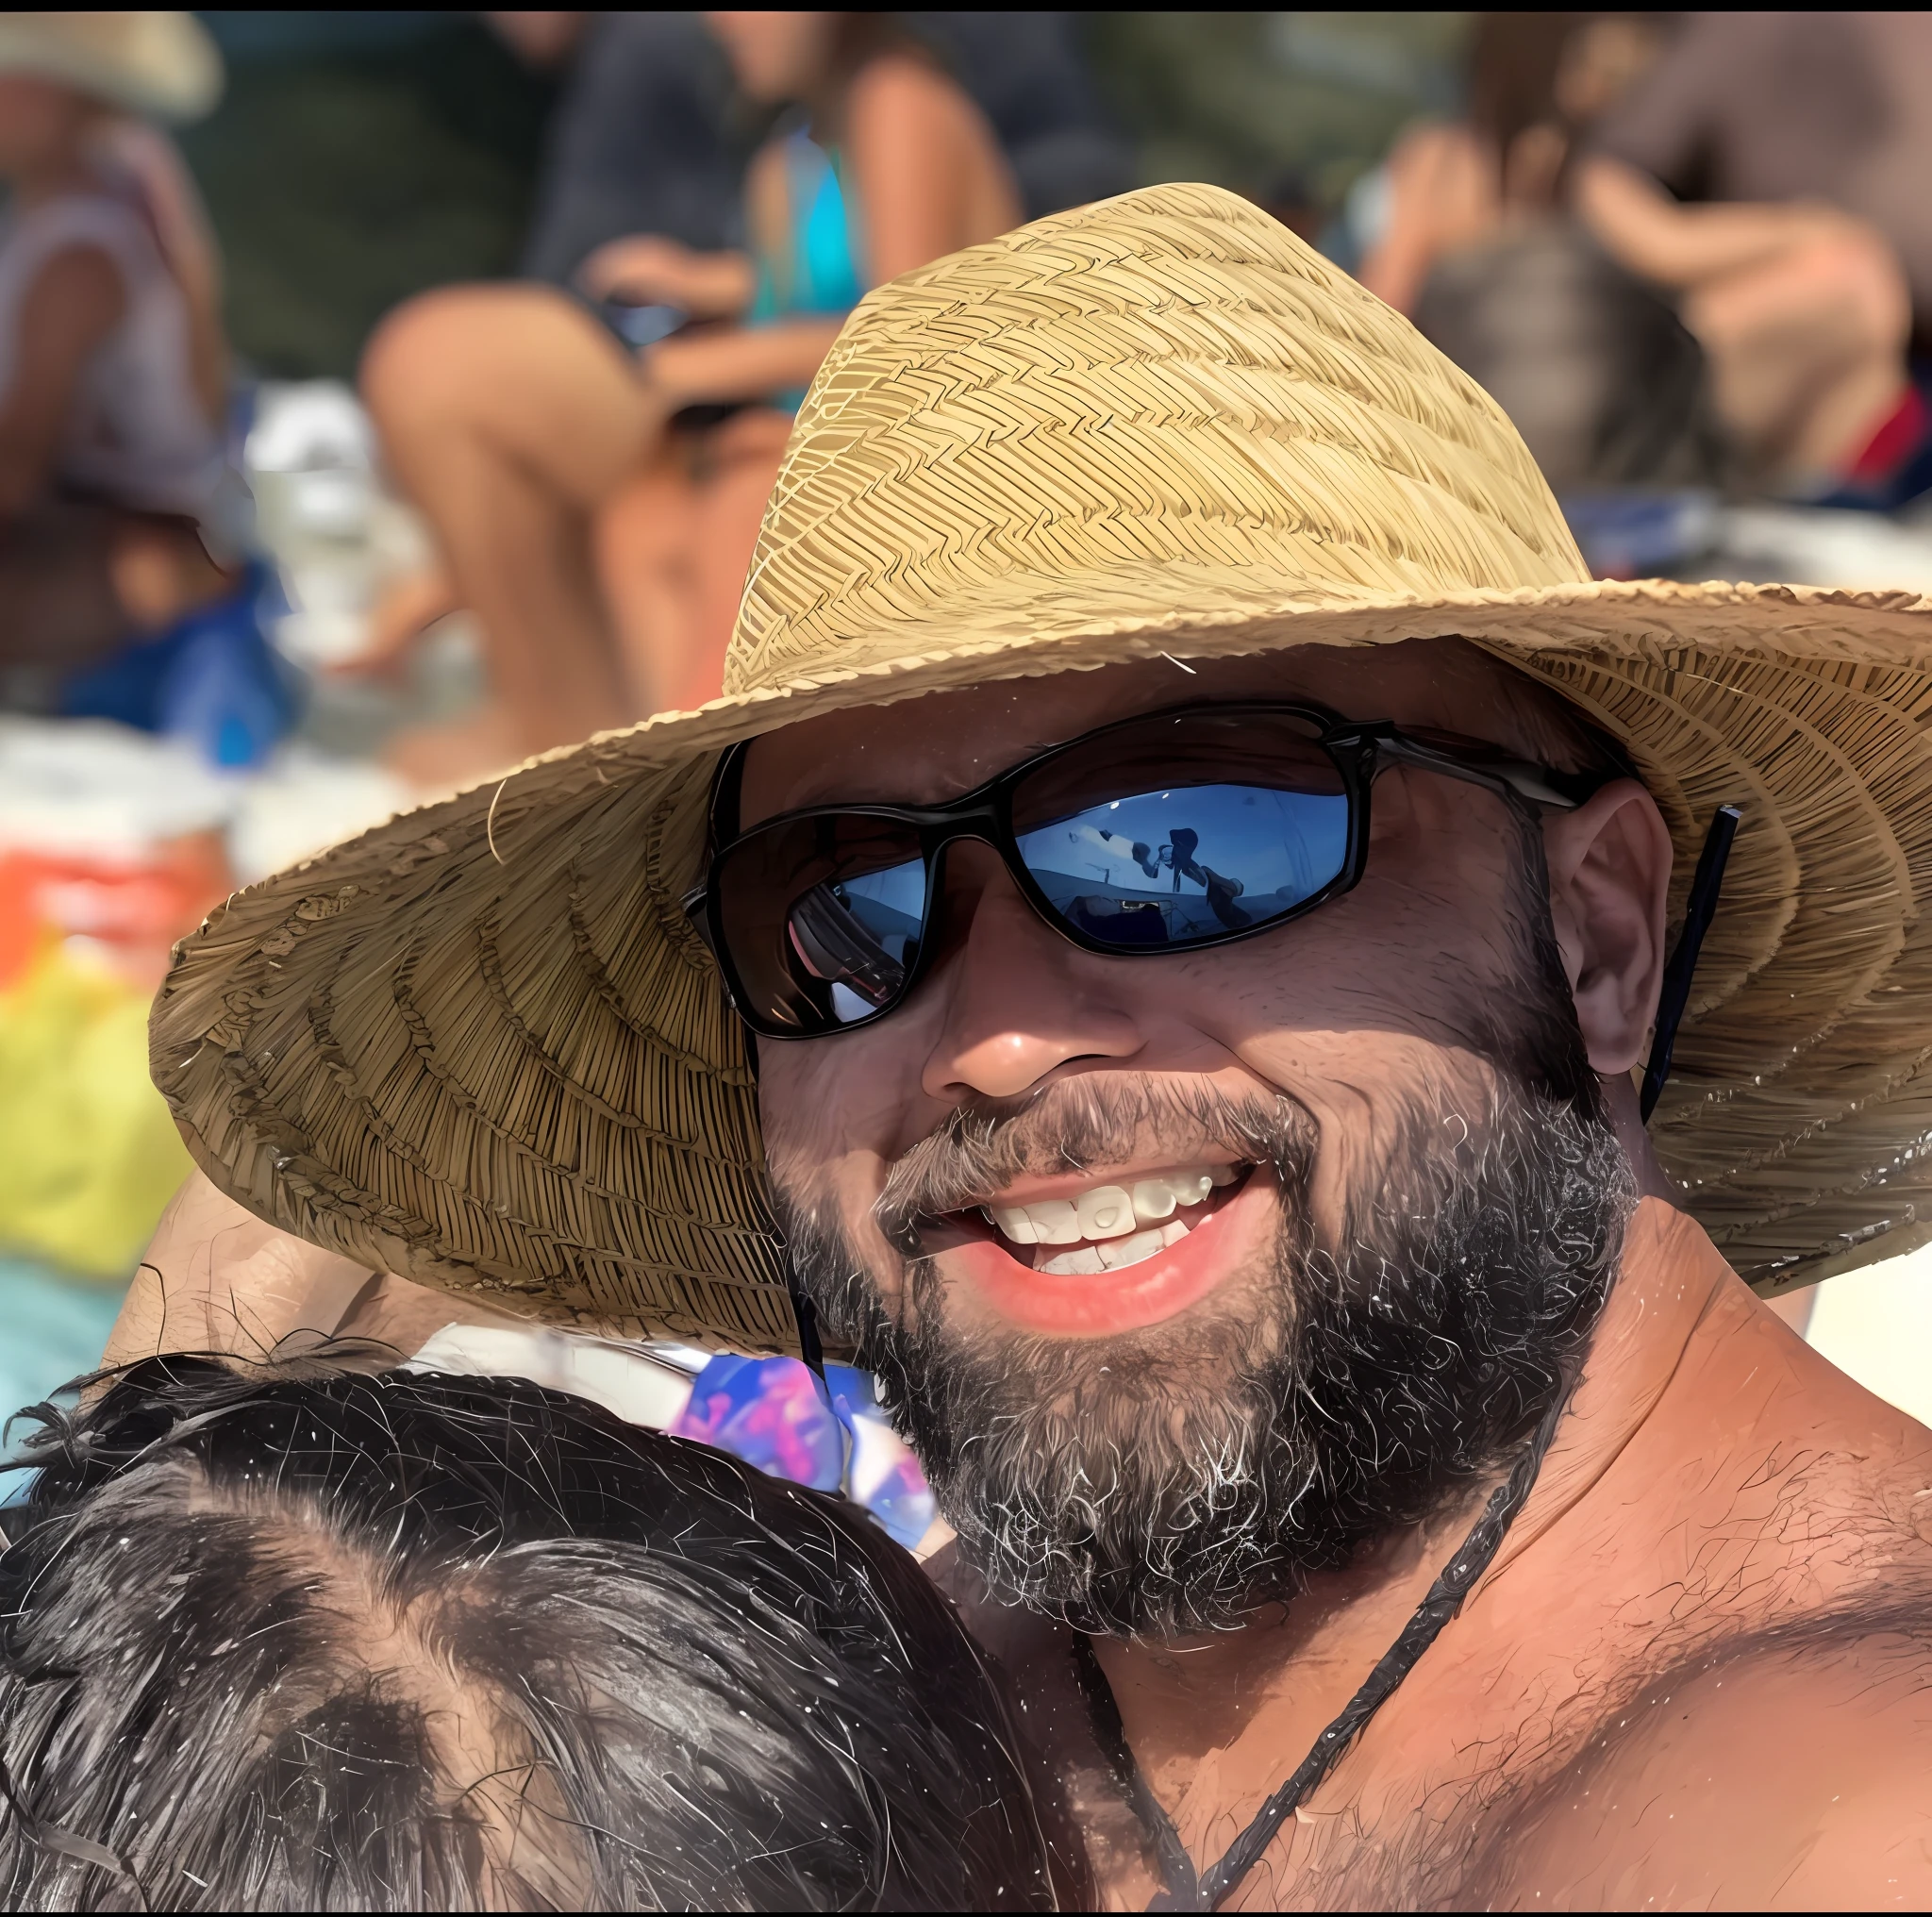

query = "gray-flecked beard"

[773,880,1634,1637]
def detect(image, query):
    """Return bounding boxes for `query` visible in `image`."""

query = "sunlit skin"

[748,639,1932,1910]
[702,11,841,105]
[106,636,1932,1903]
[747,641,1675,1356]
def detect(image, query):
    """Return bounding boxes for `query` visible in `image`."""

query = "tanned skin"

[118,635,1932,1907]
[357,9,1018,778]
[745,638,1932,1911]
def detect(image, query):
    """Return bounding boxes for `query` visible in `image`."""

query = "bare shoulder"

[845,51,1001,167]
[1466,1286,1932,1908]
[847,51,979,127]
[1489,1593,1932,1909]
[842,51,1020,268]
[1756,1300,1932,1559]
[15,242,124,351]
[1643,1275,1932,1588]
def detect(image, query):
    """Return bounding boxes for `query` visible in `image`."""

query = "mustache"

[873,1075,1309,1250]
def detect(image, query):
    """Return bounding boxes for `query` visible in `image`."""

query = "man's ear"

[1542,778,1674,1075]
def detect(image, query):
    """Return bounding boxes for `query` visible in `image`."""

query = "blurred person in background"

[1575,13,1932,503]
[0,15,270,742]
[1356,14,1720,496]
[507,12,1125,294]
[1356,15,1665,319]
[360,10,1022,790]
[506,11,747,292]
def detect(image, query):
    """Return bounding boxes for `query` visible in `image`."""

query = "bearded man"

[135,185,1932,1909]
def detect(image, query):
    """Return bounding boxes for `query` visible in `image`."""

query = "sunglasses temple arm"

[1640,805,1741,1124]
[1372,735,1581,809]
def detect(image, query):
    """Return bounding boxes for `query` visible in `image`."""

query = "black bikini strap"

[1088,1368,1580,1912]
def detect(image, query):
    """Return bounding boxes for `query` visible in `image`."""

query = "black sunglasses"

[683,700,1601,1042]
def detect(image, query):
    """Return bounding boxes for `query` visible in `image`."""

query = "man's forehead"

[741,638,1589,821]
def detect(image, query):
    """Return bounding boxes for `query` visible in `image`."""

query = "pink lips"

[941,1175,1266,1338]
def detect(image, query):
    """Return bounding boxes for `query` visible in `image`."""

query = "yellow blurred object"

[0,932,191,1279]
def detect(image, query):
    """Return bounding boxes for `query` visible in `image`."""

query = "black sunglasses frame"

[682,699,1591,1042]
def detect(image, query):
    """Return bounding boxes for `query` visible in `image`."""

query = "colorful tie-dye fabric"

[670,1353,937,1550]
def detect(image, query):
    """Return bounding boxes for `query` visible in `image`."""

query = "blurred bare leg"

[683,408,791,708]
[1684,222,1911,483]
[343,564,461,677]
[596,446,702,714]
[360,285,658,766]
[595,408,791,715]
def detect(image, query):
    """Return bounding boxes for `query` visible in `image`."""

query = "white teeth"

[1042,1216,1192,1277]
[989,1205,1037,1243]
[1075,1186,1136,1240]
[1097,1225,1164,1269]
[1130,1178,1177,1223]
[1039,1242,1108,1276]
[985,1164,1241,1257]
[1025,1198,1081,1245]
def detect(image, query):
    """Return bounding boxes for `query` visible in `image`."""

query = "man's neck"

[1087,1196,1724,1839]
[944,1199,1932,1909]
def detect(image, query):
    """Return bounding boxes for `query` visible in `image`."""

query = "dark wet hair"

[0,1359,1076,1911]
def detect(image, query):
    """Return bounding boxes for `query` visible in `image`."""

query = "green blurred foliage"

[178,16,553,381]
[1091,12,1472,208]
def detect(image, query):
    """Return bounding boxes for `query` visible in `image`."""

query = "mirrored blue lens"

[714,708,1358,1040]
[716,813,928,1033]
[788,854,927,1025]
[1010,711,1350,949]
[1016,786,1348,945]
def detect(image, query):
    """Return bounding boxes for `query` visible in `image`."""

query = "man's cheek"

[764,1125,909,1306]
[760,1024,926,1162]
[1210,1024,1454,1242]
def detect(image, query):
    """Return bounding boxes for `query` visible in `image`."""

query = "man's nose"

[920,844,1144,1101]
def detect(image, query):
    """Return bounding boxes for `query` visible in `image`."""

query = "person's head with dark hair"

[1406,12,1710,491]
[1466,11,1665,208]
[0,1359,1076,1912]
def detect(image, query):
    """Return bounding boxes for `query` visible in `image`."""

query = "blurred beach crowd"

[7,8,1932,1436]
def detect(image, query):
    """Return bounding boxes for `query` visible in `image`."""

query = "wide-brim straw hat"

[154,184,1932,1353]
[0,13,222,123]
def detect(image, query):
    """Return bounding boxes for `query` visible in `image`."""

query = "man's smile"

[910,1159,1268,1338]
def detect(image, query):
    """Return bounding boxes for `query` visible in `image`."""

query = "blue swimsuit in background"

[749,128,865,411]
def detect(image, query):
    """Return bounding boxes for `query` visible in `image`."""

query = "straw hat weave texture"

[154,185,1932,1350]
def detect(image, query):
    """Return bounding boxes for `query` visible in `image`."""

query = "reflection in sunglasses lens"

[786,856,926,1024]
[726,710,1356,1035]
[1016,784,1349,947]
